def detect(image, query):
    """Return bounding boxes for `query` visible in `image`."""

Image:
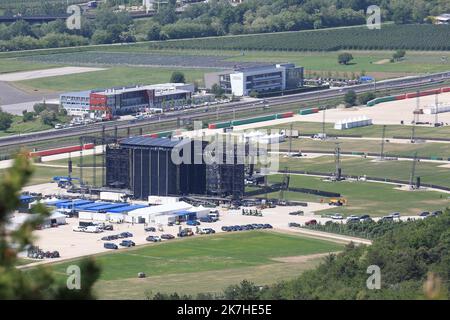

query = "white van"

[85,226,102,233]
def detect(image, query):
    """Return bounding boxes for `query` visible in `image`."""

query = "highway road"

[0,71,449,151]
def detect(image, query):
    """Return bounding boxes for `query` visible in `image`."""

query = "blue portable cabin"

[75,201,111,211]
[57,200,93,209]
[20,195,35,204]
[45,199,72,207]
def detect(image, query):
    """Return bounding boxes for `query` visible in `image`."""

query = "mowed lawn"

[279,138,450,159]
[266,122,450,140]
[12,66,207,93]
[279,155,450,188]
[49,231,343,282]
[267,175,450,216]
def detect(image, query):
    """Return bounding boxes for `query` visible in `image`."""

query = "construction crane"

[409,152,419,189]
[379,125,386,160]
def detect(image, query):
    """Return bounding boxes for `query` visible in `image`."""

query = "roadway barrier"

[366,87,450,107]
[29,143,94,158]
[208,112,294,129]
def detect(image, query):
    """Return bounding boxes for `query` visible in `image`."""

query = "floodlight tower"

[334,142,342,181]
[434,93,439,126]
[288,123,293,157]
[379,125,386,160]
[409,152,419,189]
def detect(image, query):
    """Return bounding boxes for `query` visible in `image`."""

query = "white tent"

[128,201,193,223]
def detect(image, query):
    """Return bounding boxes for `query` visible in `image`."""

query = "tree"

[249,90,259,98]
[211,83,225,98]
[344,90,357,106]
[40,110,57,126]
[358,92,376,105]
[392,50,406,62]
[0,109,13,131]
[170,71,186,83]
[22,110,34,122]
[224,280,261,300]
[33,103,47,115]
[338,52,354,65]
[0,153,100,299]
[146,23,161,41]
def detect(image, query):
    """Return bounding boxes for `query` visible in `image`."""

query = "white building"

[205,63,304,96]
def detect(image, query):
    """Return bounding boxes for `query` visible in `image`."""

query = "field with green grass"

[0,58,58,74]
[279,137,450,159]
[0,115,67,137]
[266,175,449,216]
[12,66,207,93]
[279,155,450,188]
[265,122,450,140]
[43,231,342,298]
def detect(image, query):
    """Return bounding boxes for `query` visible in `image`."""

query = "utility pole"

[334,142,342,181]
[379,125,386,160]
[409,152,418,189]
[434,93,439,126]
[288,123,293,157]
[322,108,326,139]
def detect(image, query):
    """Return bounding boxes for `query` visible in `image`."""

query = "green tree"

[33,103,47,115]
[22,110,34,122]
[392,50,406,61]
[358,92,376,105]
[224,280,262,300]
[0,108,13,131]
[344,90,357,106]
[0,153,100,299]
[146,23,161,41]
[211,83,225,97]
[170,71,186,83]
[338,52,354,65]
[40,110,57,126]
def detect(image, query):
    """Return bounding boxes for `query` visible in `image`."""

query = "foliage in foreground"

[151,210,450,300]
[0,152,100,299]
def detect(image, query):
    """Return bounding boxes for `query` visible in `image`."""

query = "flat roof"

[84,203,130,211]
[57,200,93,208]
[106,204,148,213]
[120,137,191,148]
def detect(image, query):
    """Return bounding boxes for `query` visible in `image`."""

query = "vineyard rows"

[147,24,450,52]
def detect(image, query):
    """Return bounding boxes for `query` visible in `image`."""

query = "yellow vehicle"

[329,198,347,206]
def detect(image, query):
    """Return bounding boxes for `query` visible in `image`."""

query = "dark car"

[120,240,135,247]
[431,210,442,216]
[186,220,200,226]
[288,222,300,228]
[263,224,273,229]
[419,211,430,217]
[359,215,371,220]
[145,227,156,232]
[146,236,161,242]
[110,234,119,240]
[380,216,394,222]
[120,232,133,238]
[200,217,214,223]
[104,243,118,250]
[203,228,216,234]
[161,234,175,240]
[101,235,112,241]
[103,224,113,231]
[289,211,304,215]
[221,226,230,232]
[305,219,317,226]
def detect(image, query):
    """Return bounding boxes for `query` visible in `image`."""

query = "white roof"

[128,201,192,217]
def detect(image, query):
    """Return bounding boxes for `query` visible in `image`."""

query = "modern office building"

[60,83,195,119]
[204,63,304,96]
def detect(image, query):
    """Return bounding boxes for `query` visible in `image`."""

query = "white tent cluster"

[423,103,450,114]
[334,116,373,130]
[240,131,286,144]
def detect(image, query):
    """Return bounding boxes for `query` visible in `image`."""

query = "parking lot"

[19,201,403,266]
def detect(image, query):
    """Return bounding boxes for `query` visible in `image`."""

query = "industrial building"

[60,83,195,118]
[204,63,304,96]
[105,136,245,200]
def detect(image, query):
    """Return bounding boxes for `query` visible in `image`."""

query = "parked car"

[104,243,118,250]
[199,228,216,234]
[120,240,135,247]
[177,229,194,237]
[389,212,401,219]
[263,224,273,229]
[431,210,442,216]
[289,211,304,216]
[289,222,301,228]
[161,234,175,240]
[101,235,113,241]
[199,217,214,223]
[120,232,133,238]
[419,211,430,217]
[331,213,344,220]
[145,227,156,232]
[305,219,317,226]
[186,220,200,226]
[221,226,230,232]
[146,236,161,242]
[85,226,102,233]
[72,226,86,232]
[380,216,394,222]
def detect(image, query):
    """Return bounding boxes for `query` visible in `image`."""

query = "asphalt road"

[0,71,449,150]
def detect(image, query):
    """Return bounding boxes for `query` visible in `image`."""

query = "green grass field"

[279,137,450,159]
[13,66,207,93]
[279,155,450,188]
[43,231,342,298]
[266,175,449,216]
[265,122,450,140]
[0,58,58,74]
